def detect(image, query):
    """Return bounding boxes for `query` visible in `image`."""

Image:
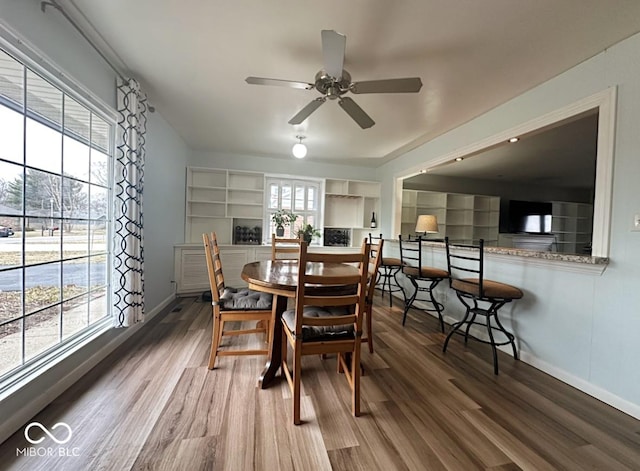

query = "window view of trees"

[0,47,113,380]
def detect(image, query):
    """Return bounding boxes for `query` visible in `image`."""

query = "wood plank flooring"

[1,293,639,470]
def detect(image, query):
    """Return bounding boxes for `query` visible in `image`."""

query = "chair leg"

[292,339,302,425]
[351,342,361,417]
[486,310,499,375]
[208,312,223,370]
[391,267,406,304]
[443,301,471,353]
[492,303,518,360]
[428,279,445,333]
[281,325,288,376]
[402,277,419,326]
[366,308,374,354]
[386,268,394,308]
[380,267,389,300]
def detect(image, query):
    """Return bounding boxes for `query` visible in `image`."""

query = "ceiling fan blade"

[245,76,314,90]
[321,30,346,80]
[288,97,326,125]
[351,77,423,94]
[338,97,375,129]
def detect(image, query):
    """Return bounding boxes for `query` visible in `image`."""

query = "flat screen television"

[504,200,552,234]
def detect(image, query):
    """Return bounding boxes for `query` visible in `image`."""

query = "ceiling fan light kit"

[246,30,422,130]
[292,136,307,158]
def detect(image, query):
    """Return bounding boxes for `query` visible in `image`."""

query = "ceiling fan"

[246,30,422,129]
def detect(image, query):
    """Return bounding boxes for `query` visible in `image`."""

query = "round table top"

[241,259,360,294]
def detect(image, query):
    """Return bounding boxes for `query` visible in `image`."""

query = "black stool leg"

[428,279,445,333]
[493,304,518,360]
[443,297,471,353]
[485,308,499,375]
[392,267,406,306]
[402,277,419,326]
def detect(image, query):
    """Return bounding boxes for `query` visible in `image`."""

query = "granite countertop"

[385,239,609,265]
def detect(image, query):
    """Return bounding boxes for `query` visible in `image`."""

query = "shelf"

[325,179,381,246]
[190,168,227,188]
[402,189,499,243]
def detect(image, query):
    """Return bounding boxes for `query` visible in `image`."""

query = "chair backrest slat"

[367,234,384,304]
[294,240,370,336]
[445,237,485,297]
[399,234,423,269]
[271,234,302,261]
[203,232,225,303]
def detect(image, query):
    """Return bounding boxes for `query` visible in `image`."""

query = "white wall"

[0,0,188,442]
[377,33,640,417]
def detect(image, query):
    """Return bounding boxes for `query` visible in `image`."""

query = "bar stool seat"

[369,234,406,308]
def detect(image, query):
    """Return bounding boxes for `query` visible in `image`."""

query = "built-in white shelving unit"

[551,201,593,253]
[401,190,500,245]
[324,178,381,246]
[186,167,265,244]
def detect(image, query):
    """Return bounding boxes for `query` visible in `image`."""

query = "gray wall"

[377,32,640,416]
[0,0,188,442]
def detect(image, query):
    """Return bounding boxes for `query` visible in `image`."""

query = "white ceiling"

[64,0,640,165]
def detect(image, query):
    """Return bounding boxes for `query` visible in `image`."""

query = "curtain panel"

[114,77,147,327]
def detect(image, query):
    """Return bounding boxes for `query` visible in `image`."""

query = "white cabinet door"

[175,248,208,294]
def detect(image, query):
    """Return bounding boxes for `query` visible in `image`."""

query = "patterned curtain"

[113,77,147,327]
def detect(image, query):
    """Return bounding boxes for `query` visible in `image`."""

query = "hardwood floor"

[1,293,639,470]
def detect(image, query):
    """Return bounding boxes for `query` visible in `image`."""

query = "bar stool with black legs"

[442,237,523,374]
[398,234,449,331]
[369,233,405,308]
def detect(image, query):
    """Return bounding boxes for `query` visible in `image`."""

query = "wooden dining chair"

[362,235,384,353]
[271,233,302,261]
[281,240,370,425]
[202,232,274,369]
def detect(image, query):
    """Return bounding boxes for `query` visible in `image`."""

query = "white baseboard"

[0,294,176,445]
[519,352,640,420]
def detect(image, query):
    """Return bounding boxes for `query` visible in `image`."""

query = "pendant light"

[292,135,307,158]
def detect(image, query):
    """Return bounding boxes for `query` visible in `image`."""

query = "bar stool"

[442,237,523,374]
[369,234,405,308]
[398,235,449,331]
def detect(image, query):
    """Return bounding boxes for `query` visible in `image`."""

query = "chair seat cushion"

[220,287,273,310]
[381,257,403,267]
[282,306,354,342]
[452,278,523,300]
[402,266,449,279]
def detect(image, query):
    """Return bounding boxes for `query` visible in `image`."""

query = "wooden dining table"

[241,259,360,389]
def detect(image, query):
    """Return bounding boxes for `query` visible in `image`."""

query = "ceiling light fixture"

[455,157,464,162]
[292,135,307,158]
[509,137,519,143]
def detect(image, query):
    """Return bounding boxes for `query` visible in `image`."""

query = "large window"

[0,47,113,381]
[265,177,321,241]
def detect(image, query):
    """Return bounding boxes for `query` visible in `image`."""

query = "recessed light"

[509,137,519,143]
[455,157,463,162]
[419,169,427,174]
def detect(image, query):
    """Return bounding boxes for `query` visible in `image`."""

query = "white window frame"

[0,27,117,395]
[264,175,323,244]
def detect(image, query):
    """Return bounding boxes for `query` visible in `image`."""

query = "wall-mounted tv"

[503,200,552,234]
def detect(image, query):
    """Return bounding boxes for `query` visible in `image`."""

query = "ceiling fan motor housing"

[315,69,351,98]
